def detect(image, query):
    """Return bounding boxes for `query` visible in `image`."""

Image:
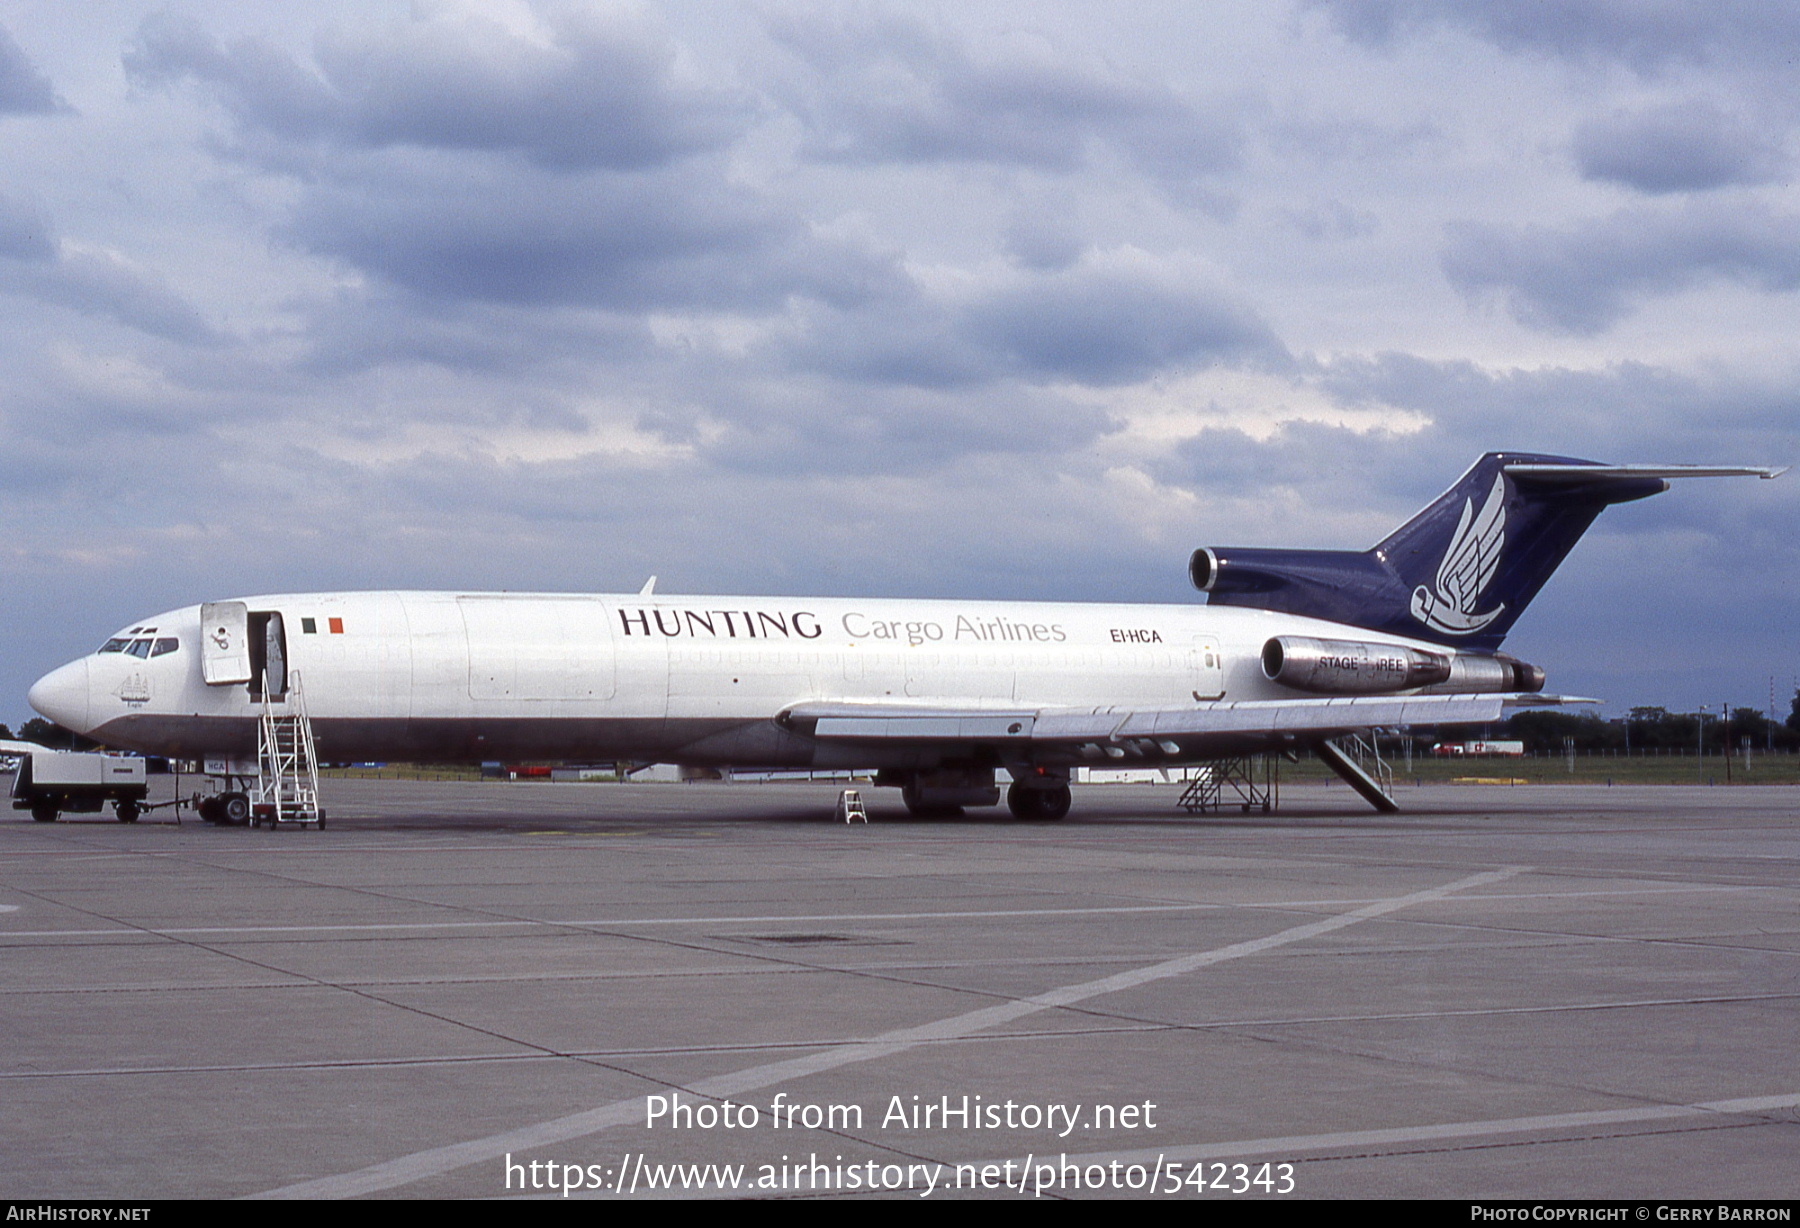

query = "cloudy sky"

[2,0,1796,724]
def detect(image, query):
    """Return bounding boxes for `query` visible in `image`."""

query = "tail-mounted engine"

[1261,636,1543,695]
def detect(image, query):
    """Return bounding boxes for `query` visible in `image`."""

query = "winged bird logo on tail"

[1409,473,1507,635]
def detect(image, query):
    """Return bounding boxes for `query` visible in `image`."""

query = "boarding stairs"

[1315,732,1397,813]
[252,670,324,827]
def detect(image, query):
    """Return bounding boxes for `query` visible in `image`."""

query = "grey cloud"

[789,258,1281,389]
[0,194,213,343]
[766,7,1241,185]
[787,297,993,389]
[125,8,747,170]
[1172,419,1444,498]
[1308,0,1800,74]
[675,382,1115,476]
[1154,357,1800,623]
[1274,199,1380,241]
[293,292,654,379]
[1310,352,1799,467]
[1004,208,1085,272]
[125,11,905,328]
[963,265,1280,385]
[0,193,55,260]
[0,24,63,114]
[19,249,216,344]
[282,158,897,314]
[1442,202,1800,334]
[1574,101,1783,193]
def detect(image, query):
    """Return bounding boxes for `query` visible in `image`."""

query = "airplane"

[23,452,1783,824]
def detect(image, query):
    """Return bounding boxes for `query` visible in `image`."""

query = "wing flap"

[814,714,1036,740]
[789,693,1544,746]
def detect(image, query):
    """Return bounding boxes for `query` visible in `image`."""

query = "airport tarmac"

[1,777,1795,1201]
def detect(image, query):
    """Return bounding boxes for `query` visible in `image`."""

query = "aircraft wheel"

[116,800,140,824]
[219,793,250,826]
[31,802,57,823]
[1007,781,1071,821]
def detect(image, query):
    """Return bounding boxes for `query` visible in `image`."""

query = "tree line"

[1489,695,1800,754]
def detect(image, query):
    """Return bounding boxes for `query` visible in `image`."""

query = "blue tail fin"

[1191,452,1669,651]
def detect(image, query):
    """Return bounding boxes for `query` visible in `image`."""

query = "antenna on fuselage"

[639,576,657,596]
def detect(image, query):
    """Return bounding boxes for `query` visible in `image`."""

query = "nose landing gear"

[197,792,251,825]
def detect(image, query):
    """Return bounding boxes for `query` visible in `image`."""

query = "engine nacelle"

[1262,637,1450,693]
[1434,652,1546,694]
[1262,636,1547,695]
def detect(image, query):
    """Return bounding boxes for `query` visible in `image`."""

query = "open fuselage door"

[248,612,288,697]
[201,602,252,685]
[200,601,289,696]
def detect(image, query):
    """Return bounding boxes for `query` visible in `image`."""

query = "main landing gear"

[882,767,1071,820]
[1006,779,1071,821]
[900,777,963,818]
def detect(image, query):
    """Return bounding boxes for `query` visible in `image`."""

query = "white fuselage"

[29,590,1461,768]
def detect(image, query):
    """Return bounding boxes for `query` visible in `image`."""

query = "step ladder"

[836,788,868,823]
[252,670,324,828]
[1177,755,1277,815]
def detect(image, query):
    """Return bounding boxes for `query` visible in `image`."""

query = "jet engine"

[1261,636,1450,693]
[1261,636,1545,695]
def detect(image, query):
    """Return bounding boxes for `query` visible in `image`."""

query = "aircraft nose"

[28,658,92,735]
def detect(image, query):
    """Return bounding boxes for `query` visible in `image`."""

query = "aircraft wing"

[784,692,1574,752]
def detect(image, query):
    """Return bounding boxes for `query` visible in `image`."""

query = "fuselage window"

[151,638,180,658]
[126,639,153,658]
[99,638,130,654]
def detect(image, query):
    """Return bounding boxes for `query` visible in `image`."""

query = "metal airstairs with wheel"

[251,670,324,828]
[1314,732,1397,813]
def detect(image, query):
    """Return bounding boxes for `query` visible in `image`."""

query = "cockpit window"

[99,638,130,654]
[151,638,180,657]
[125,639,153,658]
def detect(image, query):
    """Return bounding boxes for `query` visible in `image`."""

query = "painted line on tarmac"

[250,865,1524,1198]
[984,1090,1800,1176]
[16,992,1797,1084]
[2,881,1766,942]
[1,902,1225,940]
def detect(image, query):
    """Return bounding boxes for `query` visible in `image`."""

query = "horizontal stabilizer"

[1504,463,1787,483]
